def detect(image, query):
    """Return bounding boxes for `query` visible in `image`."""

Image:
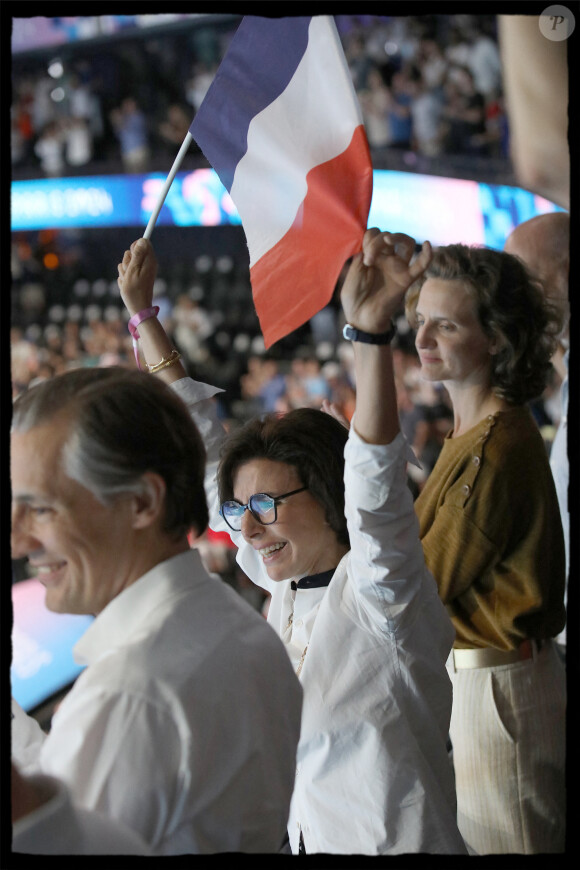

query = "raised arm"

[117,238,187,384]
[116,238,229,548]
[340,229,432,444]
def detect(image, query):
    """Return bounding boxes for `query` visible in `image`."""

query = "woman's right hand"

[341,229,432,334]
[117,238,158,317]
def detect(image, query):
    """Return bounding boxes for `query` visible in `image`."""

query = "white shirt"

[175,377,467,855]
[12,549,302,854]
[551,350,569,647]
[12,774,151,855]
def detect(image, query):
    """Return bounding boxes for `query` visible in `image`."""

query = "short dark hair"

[12,367,208,539]
[405,244,562,405]
[217,409,350,548]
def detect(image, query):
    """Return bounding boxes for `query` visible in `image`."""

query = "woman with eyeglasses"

[117,230,467,856]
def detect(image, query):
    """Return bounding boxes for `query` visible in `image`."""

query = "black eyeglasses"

[220,487,307,532]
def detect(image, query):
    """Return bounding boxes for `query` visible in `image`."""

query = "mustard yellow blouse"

[415,406,566,649]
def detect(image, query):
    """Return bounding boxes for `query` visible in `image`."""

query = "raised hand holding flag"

[190,15,373,348]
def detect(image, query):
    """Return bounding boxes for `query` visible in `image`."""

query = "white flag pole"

[142,132,194,240]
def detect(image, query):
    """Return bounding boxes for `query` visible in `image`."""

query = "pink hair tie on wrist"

[128,306,160,370]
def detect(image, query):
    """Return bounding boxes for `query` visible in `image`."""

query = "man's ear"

[130,472,167,530]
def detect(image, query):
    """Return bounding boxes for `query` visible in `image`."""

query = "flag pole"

[142,132,194,240]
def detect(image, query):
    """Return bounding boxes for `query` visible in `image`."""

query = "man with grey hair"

[504,211,570,656]
[11,366,302,855]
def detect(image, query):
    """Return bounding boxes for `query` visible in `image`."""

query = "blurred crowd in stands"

[11,226,563,484]
[11,13,510,181]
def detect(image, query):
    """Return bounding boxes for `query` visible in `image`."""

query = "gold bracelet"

[147,349,182,374]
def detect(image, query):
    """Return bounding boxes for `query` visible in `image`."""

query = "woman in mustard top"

[406,244,566,855]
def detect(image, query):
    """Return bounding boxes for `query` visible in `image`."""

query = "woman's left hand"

[117,238,158,317]
[341,229,432,333]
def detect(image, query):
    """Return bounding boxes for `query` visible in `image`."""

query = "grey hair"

[12,367,208,538]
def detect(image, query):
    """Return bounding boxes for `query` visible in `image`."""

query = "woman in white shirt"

[117,229,467,856]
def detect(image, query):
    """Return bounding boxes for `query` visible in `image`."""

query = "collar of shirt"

[291,569,335,590]
[73,549,208,666]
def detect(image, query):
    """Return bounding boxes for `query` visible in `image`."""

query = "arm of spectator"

[321,399,351,429]
[340,229,432,446]
[498,15,569,209]
[117,238,188,384]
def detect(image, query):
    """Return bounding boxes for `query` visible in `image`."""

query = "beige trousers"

[447,640,566,854]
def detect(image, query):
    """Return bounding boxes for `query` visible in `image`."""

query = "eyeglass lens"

[222,494,276,530]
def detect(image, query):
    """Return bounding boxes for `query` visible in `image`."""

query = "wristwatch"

[342,321,396,345]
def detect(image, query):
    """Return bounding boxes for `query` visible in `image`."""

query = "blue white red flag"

[190,15,373,348]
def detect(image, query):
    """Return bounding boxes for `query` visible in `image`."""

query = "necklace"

[296,645,308,677]
[287,569,334,677]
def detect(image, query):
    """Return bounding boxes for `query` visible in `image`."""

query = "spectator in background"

[359,66,392,149]
[440,66,487,156]
[67,71,104,140]
[110,98,150,173]
[407,66,444,157]
[345,31,374,91]
[470,87,509,158]
[186,62,217,114]
[302,354,332,406]
[11,365,302,855]
[63,117,93,168]
[252,356,287,413]
[30,76,56,137]
[309,302,341,348]
[444,24,471,68]
[11,111,28,169]
[11,85,36,167]
[284,352,332,410]
[386,69,413,149]
[172,294,214,365]
[504,212,570,657]
[158,103,193,154]
[416,37,448,92]
[34,121,65,177]
[320,361,356,423]
[463,21,502,99]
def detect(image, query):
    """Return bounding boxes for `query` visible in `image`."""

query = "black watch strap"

[342,321,396,345]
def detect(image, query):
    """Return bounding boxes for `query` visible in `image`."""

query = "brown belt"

[449,639,544,670]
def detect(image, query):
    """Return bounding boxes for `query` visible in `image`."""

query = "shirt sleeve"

[11,697,48,773]
[170,376,277,594]
[12,773,151,855]
[37,684,183,852]
[343,427,438,634]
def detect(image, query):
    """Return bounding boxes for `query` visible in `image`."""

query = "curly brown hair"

[405,244,563,405]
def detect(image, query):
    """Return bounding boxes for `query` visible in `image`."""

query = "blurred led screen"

[12,169,564,250]
[12,15,209,52]
[12,170,242,233]
[11,578,93,712]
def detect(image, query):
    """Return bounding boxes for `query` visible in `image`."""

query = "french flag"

[190,16,373,348]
